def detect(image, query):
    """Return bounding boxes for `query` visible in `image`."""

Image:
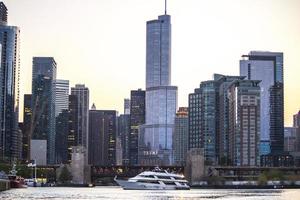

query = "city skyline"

[3,0,300,125]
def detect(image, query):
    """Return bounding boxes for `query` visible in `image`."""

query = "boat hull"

[115,179,190,190]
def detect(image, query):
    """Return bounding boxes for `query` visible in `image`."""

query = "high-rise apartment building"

[228,80,261,166]
[140,6,177,166]
[129,89,145,165]
[0,2,21,161]
[189,74,261,166]
[173,107,188,166]
[54,79,69,117]
[70,84,89,150]
[240,51,284,155]
[88,107,117,166]
[31,57,57,164]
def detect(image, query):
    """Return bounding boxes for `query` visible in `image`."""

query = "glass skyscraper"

[240,51,284,155]
[139,11,177,166]
[31,57,57,164]
[0,2,21,161]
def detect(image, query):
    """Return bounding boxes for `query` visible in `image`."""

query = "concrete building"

[0,2,21,161]
[31,57,57,164]
[30,139,47,165]
[173,107,188,166]
[54,79,69,117]
[88,106,117,166]
[129,89,145,165]
[240,51,284,156]
[228,80,261,166]
[140,7,177,166]
[124,98,130,115]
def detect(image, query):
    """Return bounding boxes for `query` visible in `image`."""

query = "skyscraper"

[54,79,69,117]
[70,84,89,150]
[139,4,177,166]
[22,94,32,161]
[31,57,57,164]
[189,74,261,166]
[228,80,261,166]
[240,51,284,155]
[124,98,130,115]
[55,109,69,164]
[118,114,130,165]
[0,2,21,161]
[67,94,78,163]
[88,106,117,166]
[173,107,188,166]
[129,89,145,165]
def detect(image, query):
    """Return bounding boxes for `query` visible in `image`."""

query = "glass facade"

[129,89,145,166]
[31,57,57,164]
[142,13,177,165]
[0,24,20,161]
[240,51,284,155]
[88,110,117,166]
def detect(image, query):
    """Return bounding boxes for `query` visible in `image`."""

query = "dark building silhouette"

[0,2,21,161]
[70,85,89,150]
[67,94,78,163]
[21,94,32,161]
[129,89,145,165]
[88,107,117,166]
[173,107,188,166]
[31,57,57,164]
[118,114,130,165]
[55,109,69,164]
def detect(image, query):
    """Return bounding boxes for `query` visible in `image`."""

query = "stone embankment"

[0,179,10,191]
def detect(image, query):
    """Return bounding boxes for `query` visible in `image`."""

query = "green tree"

[58,166,72,184]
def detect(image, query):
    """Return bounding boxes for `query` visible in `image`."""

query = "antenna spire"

[165,0,167,15]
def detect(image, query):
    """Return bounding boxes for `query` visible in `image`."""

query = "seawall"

[0,179,10,191]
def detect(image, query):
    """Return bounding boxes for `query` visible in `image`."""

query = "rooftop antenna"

[164,0,167,15]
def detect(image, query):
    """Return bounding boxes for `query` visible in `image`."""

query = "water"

[1,187,300,200]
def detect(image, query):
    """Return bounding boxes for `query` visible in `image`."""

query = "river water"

[1,187,300,199]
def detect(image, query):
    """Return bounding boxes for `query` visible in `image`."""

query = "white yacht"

[114,168,190,190]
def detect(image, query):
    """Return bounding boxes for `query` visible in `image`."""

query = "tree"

[58,166,72,184]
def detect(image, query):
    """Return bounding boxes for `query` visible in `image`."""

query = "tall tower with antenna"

[139,0,178,166]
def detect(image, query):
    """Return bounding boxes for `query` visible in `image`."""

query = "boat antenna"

[164,0,167,15]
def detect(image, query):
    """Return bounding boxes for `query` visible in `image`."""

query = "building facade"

[88,108,117,166]
[70,84,89,150]
[240,51,284,156]
[140,11,178,166]
[0,2,21,161]
[22,94,32,161]
[54,79,69,117]
[118,114,130,165]
[228,80,261,166]
[173,107,188,166]
[55,109,69,164]
[31,57,57,164]
[129,89,145,165]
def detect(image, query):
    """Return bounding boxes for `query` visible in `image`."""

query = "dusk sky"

[4,0,300,125]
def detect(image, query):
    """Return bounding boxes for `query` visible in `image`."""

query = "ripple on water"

[0,187,297,200]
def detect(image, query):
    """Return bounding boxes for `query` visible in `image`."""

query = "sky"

[3,0,300,126]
